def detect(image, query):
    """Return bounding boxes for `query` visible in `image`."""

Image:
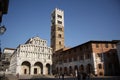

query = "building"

[53,40,120,76]
[104,48,120,76]
[117,42,120,68]
[51,8,65,52]
[0,48,15,71]
[9,36,52,75]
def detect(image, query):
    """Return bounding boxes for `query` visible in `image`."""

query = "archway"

[46,63,51,75]
[79,65,84,72]
[86,64,92,74]
[34,62,43,75]
[21,61,31,75]
[69,66,73,75]
[60,67,62,74]
[64,67,68,75]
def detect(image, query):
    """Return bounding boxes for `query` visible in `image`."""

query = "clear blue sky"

[1,0,120,50]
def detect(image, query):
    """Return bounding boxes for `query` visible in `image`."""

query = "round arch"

[46,63,51,75]
[64,67,68,75]
[79,65,84,72]
[69,66,73,75]
[21,61,31,75]
[34,62,43,75]
[86,64,92,74]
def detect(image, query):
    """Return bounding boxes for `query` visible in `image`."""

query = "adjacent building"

[117,42,120,68]
[9,36,52,75]
[53,40,120,76]
[0,48,15,71]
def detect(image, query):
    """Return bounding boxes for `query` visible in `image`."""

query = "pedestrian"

[16,73,19,79]
[77,71,80,80]
[62,73,64,80]
[82,72,87,80]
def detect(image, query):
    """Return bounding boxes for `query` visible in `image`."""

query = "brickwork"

[53,41,119,76]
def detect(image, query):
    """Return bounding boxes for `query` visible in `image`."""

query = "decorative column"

[43,64,46,75]
[31,64,34,75]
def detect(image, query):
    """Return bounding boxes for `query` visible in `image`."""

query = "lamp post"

[0,24,6,52]
[0,24,6,79]
[0,25,6,35]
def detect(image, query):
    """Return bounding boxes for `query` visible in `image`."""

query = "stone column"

[31,65,34,75]
[16,65,21,75]
[43,64,46,75]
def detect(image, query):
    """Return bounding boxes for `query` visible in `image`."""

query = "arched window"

[58,34,62,38]
[59,41,61,45]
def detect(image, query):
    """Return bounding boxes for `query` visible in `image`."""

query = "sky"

[1,0,120,50]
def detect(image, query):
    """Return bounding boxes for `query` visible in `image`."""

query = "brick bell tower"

[51,8,65,53]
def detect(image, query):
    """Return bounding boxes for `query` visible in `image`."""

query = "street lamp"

[0,25,6,35]
[0,25,6,78]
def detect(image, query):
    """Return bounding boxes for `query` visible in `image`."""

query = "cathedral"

[9,37,52,75]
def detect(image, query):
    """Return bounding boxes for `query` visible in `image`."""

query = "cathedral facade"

[9,37,52,75]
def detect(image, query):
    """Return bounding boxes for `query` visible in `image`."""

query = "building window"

[58,34,62,38]
[57,14,62,18]
[58,27,62,31]
[96,43,99,48]
[73,57,77,61]
[59,41,61,45]
[74,49,76,52]
[97,53,102,57]
[111,44,114,48]
[69,58,72,62]
[105,43,108,48]
[58,20,62,24]
[99,72,103,76]
[86,54,90,59]
[98,64,102,69]
[80,55,84,60]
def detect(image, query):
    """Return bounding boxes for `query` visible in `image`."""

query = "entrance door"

[34,68,37,74]
[24,69,27,74]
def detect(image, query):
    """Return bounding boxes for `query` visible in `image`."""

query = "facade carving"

[9,36,52,75]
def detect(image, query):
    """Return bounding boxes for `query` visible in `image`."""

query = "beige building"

[9,36,52,75]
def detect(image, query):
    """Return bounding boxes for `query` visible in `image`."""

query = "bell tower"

[51,8,64,52]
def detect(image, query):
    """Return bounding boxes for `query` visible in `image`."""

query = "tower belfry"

[51,8,64,52]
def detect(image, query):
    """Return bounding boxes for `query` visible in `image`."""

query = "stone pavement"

[3,74,120,80]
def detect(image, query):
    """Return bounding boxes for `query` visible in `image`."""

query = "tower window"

[58,20,62,24]
[58,27,62,31]
[57,14,62,18]
[58,34,62,38]
[59,41,61,45]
